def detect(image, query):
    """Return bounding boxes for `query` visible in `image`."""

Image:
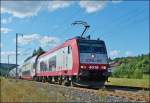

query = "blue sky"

[1,0,149,64]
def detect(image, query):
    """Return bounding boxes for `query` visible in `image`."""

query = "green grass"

[1,77,149,102]
[0,77,67,102]
[106,76,149,88]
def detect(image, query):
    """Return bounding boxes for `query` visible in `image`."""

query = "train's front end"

[75,38,110,87]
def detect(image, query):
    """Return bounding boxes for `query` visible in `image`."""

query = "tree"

[32,49,37,56]
[133,69,143,79]
[24,47,45,62]
[36,47,45,55]
[110,53,149,79]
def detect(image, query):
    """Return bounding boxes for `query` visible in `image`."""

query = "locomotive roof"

[66,36,104,42]
[39,36,105,58]
[39,38,73,58]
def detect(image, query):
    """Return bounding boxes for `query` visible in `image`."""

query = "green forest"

[110,54,150,79]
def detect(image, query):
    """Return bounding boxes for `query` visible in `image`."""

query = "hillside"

[110,54,149,79]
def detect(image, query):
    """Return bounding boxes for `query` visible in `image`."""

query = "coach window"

[40,61,47,71]
[22,70,30,76]
[49,56,56,71]
[33,63,36,69]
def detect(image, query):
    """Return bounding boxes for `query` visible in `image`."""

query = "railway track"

[68,84,150,102]
[105,85,150,91]
[39,81,149,102]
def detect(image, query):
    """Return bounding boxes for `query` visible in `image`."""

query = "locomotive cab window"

[78,41,106,54]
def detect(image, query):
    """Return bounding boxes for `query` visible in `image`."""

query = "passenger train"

[9,22,110,87]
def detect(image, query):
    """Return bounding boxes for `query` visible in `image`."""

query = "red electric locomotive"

[20,21,110,87]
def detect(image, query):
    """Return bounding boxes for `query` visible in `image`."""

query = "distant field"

[106,76,149,88]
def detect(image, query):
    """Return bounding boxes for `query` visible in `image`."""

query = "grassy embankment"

[0,76,149,102]
[0,77,67,102]
[106,75,149,88]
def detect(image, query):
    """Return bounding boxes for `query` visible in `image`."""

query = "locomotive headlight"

[80,65,87,69]
[81,66,84,69]
[101,66,107,69]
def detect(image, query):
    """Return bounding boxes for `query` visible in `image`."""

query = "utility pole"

[16,34,18,78]
[8,55,10,64]
[0,29,1,64]
[0,32,2,75]
[16,33,23,79]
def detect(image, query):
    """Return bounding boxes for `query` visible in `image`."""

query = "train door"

[62,47,72,70]
[67,46,72,69]
[62,47,67,69]
[63,46,73,70]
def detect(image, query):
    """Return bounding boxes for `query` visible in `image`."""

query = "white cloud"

[39,36,60,47]
[109,50,134,58]
[1,1,44,18]
[18,33,60,47]
[1,17,12,24]
[48,1,73,12]
[79,1,108,13]
[1,27,13,34]
[111,0,122,4]
[1,1,122,18]
[79,0,123,13]
[1,1,73,18]
[109,50,121,58]
[18,33,40,45]
[1,51,16,56]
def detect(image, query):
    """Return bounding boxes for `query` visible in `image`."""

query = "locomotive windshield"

[78,40,106,54]
[79,45,106,54]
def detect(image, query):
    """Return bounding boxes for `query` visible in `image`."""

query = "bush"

[133,69,143,79]
[111,54,149,79]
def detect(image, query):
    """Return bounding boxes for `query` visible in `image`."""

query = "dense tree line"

[110,54,150,79]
